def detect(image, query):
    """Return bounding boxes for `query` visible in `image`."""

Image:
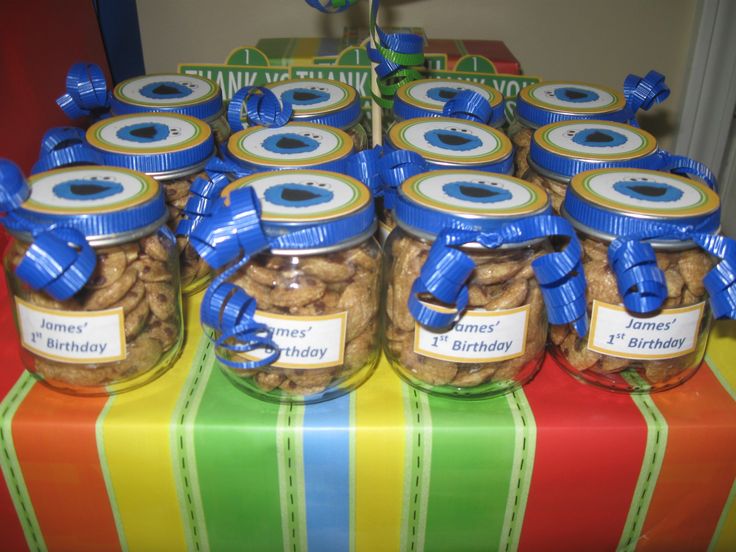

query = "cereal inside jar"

[524,120,717,213]
[194,170,381,404]
[85,113,215,294]
[0,163,183,395]
[552,168,732,393]
[384,170,587,398]
[510,73,669,179]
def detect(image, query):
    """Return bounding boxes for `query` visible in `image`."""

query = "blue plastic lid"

[563,168,721,243]
[13,166,166,243]
[86,113,214,175]
[395,170,551,238]
[265,79,362,129]
[111,74,224,121]
[386,117,514,173]
[530,120,663,181]
[394,78,505,127]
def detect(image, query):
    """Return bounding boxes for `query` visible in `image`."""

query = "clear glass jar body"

[4,227,184,395]
[218,237,382,403]
[508,118,533,178]
[208,108,232,146]
[523,164,567,214]
[551,235,713,393]
[347,118,369,151]
[383,227,549,398]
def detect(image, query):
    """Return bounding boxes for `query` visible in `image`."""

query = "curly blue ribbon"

[39,127,87,155]
[378,149,427,209]
[660,152,718,191]
[442,90,497,126]
[304,0,357,13]
[623,70,670,125]
[33,128,104,174]
[56,63,111,120]
[407,216,589,336]
[227,86,294,132]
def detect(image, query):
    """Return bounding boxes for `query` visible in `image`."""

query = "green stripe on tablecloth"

[193,365,284,552]
[277,403,306,552]
[96,400,128,552]
[423,391,518,552]
[172,335,216,552]
[0,373,46,552]
[499,390,536,552]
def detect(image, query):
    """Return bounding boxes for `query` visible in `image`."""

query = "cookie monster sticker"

[397,79,501,110]
[115,74,218,107]
[225,170,370,223]
[572,169,719,218]
[402,170,548,216]
[268,79,354,115]
[88,113,210,153]
[537,121,657,159]
[521,82,625,113]
[24,167,157,215]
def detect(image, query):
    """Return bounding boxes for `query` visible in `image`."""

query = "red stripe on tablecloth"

[637,363,736,551]
[519,355,648,551]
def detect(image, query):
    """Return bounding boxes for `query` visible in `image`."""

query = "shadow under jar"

[384,169,568,399]
[552,167,726,393]
[2,165,183,396]
[199,170,381,404]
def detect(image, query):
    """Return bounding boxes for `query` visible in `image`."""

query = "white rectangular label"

[239,310,347,369]
[15,297,126,364]
[414,305,530,363]
[587,300,705,360]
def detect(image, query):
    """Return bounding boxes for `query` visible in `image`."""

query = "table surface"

[1,289,735,552]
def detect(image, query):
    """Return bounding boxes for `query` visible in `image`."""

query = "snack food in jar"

[0,162,183,395]
[192,170,381,403]
[553,167,736,392]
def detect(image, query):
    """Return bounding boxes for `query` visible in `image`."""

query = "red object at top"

[426,38,522,75]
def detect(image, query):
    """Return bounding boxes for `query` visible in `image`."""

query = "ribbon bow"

[56,63,111,120]
[623,70,670,125]
[654,150,718,191]
[407,216,589,336]
[227,86,294,132]
[378,150,427,209]
[442,90,498,126]
[32,127,103,174]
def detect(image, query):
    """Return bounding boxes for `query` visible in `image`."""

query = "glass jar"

[384,170,560,398]
[1,164,183,395]
[197,170,381,403]
[85,113,215,294]
[552,168,724,392]
[524,120,717,213]
[265,79,368,150]
[380,116,514,241]
[393,78,506,129]
[111,73,231,145]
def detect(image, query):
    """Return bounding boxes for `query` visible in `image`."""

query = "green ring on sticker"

[571,168,719,218]
[266,79,355,117]
[114,73,219,108]
[396,79,503,111]
[535,120,657,160]
[520,81,625,113]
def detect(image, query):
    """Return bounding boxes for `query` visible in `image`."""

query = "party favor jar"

[510,72,669,178]
[193,170,381,404]
[553,168,733,393]
[384,170,587,398]
[0,162,183,395]
[525,120,717,212]
[393,78,506,128]
[86,113,215,293]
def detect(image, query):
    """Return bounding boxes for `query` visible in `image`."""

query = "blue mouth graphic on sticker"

[571,128,627,148]
[443,181,513,203]
[261,133,321,155]
[424,129,483,151]
[613,179,684,202]
[116,122,171,143]
[139,81,194,99]
[426,87,462,102]
[53,179,124,201]
[282,88,330,106]
[264,183,334,207]
[554,87,599,103]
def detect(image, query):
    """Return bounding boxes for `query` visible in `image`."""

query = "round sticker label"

[267,79,355,116]
[571,169,719,218]
[388,118,511,165]
[87,113,211,153]
[397,79,502,111]
[520,81,625,113]
[114,74,219,107]
[536,121,657,160]
[224,170,370,223]
[25,167,157,215]
[402,170,548,217]
[229,123,352,167]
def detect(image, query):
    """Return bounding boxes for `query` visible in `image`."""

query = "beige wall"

[137,0,699,148]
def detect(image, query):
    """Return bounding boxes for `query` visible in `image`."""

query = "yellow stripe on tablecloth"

[98,294,203,552]
[354,356,407,552]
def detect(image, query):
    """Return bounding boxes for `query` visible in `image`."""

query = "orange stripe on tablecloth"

[637,364,736,551]
[12,386,119,552]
